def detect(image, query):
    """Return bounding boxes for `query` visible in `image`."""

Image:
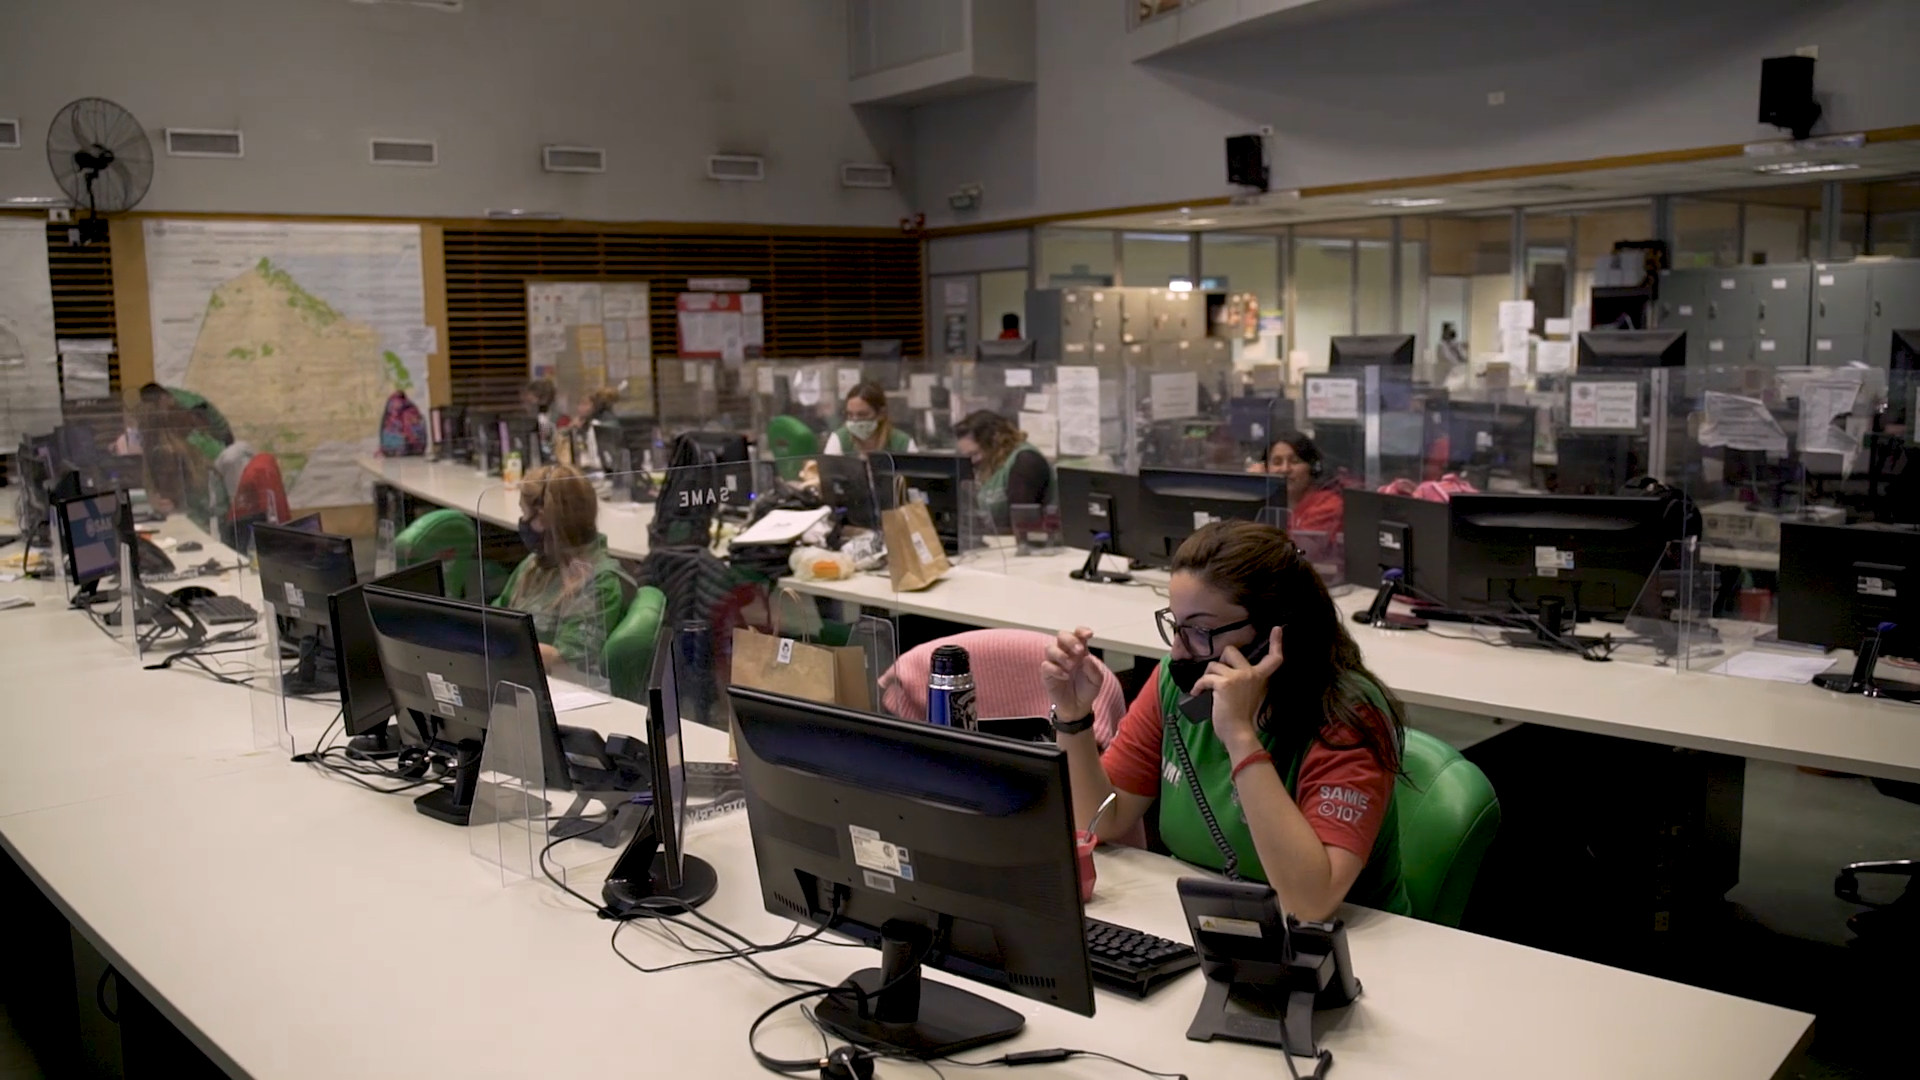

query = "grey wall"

[0,0,911,226]
[910,0,1920,226]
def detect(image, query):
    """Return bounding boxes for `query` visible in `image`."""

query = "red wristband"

[1230,749,1274,784]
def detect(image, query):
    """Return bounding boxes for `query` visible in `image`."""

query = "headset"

[755,1044,878,1080]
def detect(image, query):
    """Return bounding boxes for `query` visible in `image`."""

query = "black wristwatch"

[1050,705,1095,736]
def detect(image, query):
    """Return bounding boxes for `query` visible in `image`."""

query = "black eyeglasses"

[1154,608,1254,657]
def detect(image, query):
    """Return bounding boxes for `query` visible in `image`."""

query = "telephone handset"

[1175,633,1272,723]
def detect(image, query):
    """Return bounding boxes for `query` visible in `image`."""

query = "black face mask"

[518,518,553,565]
[1167,656,1213,694]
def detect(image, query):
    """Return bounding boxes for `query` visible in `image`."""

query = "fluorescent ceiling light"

[1369,197,1446,208]
[1152,216,1217,226]
[1753,161,1860,175]
[1167,279,1195,292]
[4,195,61,206]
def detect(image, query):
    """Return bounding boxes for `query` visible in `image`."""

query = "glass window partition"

[1038,228,1116,287]
[1120,231,1192,288]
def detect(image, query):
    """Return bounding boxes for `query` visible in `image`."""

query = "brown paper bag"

[883,500,952,592]
[730,630,874,712]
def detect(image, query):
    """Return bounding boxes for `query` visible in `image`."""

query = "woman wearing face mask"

[1250,433,1344,542]
[822,381,915,456]
[496,464,637,674]
[954,409,1053,532]
[1042,520,1409,920]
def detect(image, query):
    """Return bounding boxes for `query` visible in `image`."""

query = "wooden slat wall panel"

[44,221,119,395]
[443,228,924,410]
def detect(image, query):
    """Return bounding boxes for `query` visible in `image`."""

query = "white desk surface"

[787,552,1920,784]
[353,461,1920,781]
[0,762,1809,1080]
[357,455,656,560]
[1,516,1813,1079]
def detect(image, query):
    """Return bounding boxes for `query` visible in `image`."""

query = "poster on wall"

[676,291,763,363]
[527,280,652,416]
[143,220,430,507]
[0,218,61,447]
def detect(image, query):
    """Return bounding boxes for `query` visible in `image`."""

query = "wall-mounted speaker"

[1759,56,1821,141]
[1226,134,1267,192]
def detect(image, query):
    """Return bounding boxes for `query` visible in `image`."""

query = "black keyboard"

[1085,917,1199,997]
[189,595,258,625]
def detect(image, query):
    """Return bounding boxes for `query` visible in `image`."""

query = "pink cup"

[1075,831,1098,903]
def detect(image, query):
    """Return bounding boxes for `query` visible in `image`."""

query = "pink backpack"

[1376,474,1478,502]
[379,391,427,456]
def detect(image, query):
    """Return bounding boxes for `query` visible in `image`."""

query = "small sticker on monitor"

[850,825,905,877]
[425,671,463,707]
[283,582,305,608]
[862,870,896,894]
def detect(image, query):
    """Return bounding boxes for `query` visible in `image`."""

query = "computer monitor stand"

[1070,535,1132,585]
[599,806,718,918]
[1815,623,1920,702]
[282,634,338,697]
[813,921,1025,1059]
[346,722,401,760]
[1353,571,1425,630]
[413,745,483,825]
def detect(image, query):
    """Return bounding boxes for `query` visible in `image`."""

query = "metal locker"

[1747,266,1810,367]
[1811,263,1872,340]
[1147,289,1203,342]
[1702,335,1751,367]
[1868,260,1920,369]
[1118,287,1151,345]
[1657,270,1711,364]
[1088,289,1122,352]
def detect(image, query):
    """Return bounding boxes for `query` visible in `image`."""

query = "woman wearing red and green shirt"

[1042,519,1409,919]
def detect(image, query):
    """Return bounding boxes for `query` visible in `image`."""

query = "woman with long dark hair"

[1042,519,1408,918]
[954,409,1053,531]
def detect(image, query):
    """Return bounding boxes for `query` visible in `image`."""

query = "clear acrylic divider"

[247,584,295,753]
[116,531,139,658]
[373,483,402,578]
[467,681,554,888]
[1673,363,1880,680]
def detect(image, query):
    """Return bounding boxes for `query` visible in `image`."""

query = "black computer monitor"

[602,625,717,916]
[1577,329,1685,370]
[1445,401,1537,483]
[55,490,122,594]
[285,513,324,533]
[327,560,446,757]
[683,431,753,509]
[1779,522,1920,695]
[361,586,572,825]
[871,452,974,554]
[1329,334,1415,369]
[467,411,500,473]
[1343,490,1451,604]
[728,685,1094,1059]
[254,522,357,695]
[1134,468,1284,567]
[976,338,1036,362]
[1553,434,1640,496]
[1057,467,1142,582]
[818,453,879,530]
[1447,493,1677,626]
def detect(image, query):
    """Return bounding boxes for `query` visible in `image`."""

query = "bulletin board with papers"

[526,280,653,415]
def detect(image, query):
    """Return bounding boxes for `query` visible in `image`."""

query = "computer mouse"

[176,541,203,553]
[170,585,216,605]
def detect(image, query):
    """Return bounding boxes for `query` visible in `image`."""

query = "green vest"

[978,441,1044,523]
[1154,657,1410,915]
[832,424,911,455]
[494,536,636,672]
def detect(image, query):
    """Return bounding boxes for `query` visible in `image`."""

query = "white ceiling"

[1067,137,1920,233]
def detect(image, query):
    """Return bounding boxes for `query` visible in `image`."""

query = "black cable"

[943,1048,1190,1079]
[746,931,933,1075]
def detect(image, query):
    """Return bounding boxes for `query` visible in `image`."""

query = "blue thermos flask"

[927,644,977,730]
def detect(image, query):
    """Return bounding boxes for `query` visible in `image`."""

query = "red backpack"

[379,391,427,456]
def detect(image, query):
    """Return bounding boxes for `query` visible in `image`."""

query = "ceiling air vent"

[543,146,606,174]
[166,128,244,158]
[0,120,19,149]
[840,163,894,189]
[708,155,766,182]
[370,138,438,167]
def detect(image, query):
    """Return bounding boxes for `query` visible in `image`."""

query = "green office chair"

[765,414,818,481]
[1394,728,1501,928]
[605,585,667,705]
[393,508,494,603]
